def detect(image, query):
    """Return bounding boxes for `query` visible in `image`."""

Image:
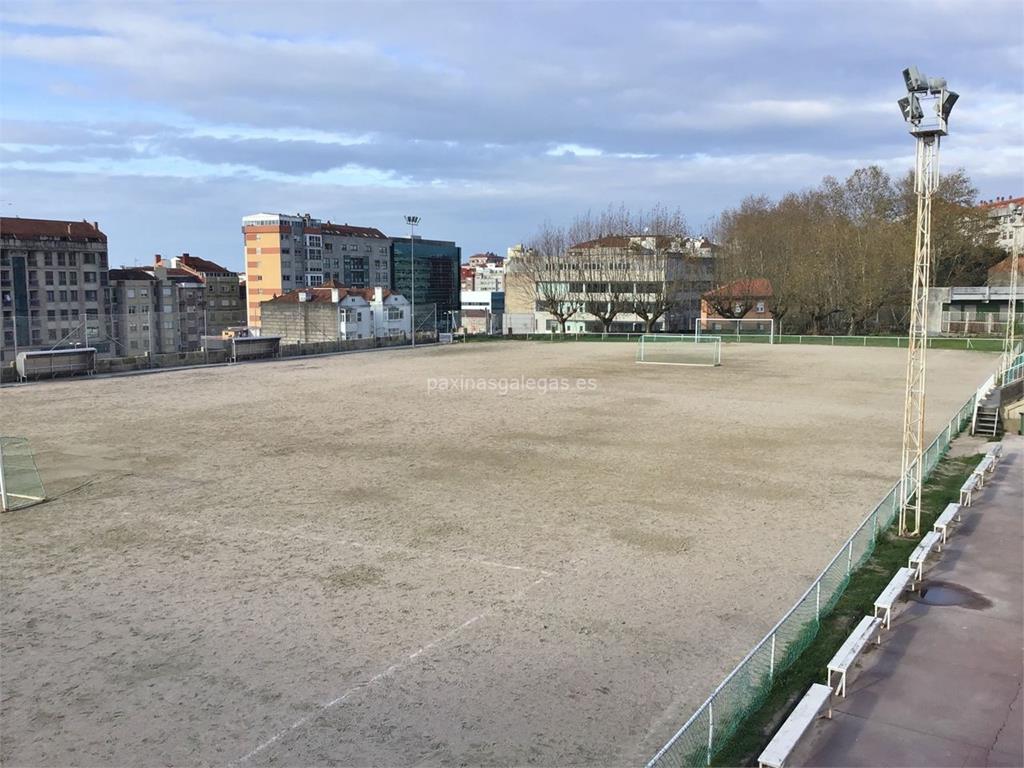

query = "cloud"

[0,0,1021,260]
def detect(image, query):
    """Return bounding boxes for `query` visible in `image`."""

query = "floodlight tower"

[897,66,959,536]
[1001,205,1022,377]
[405,215,420,347]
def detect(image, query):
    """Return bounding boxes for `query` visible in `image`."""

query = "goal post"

[0,437,46,513]
[696,317,774,344]
[636,334,722,367]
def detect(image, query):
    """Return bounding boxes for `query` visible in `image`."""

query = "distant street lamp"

[405,215,420,346]
[897,66,959,536]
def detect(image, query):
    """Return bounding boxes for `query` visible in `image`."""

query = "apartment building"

[259,281,410,343]
[460,289,505,334]
[158,253,245,335]
[108,268,162,355]
[241,213,391,328]
[978,196,1024,252]
[464,252,505,292]
[1,217,111,360]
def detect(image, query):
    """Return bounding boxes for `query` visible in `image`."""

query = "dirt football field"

[0,341,997,767]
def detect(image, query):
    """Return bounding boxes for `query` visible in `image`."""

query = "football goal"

[0,436,45,512]
[636,334,722,367]
[697,317,774,344]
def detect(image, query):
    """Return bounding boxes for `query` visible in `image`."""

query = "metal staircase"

[973,404,1001,436]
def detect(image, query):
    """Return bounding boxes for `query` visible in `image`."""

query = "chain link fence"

[647,386,980,768]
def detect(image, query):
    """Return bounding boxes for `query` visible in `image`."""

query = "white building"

[978,196,1024,252]
[259,281,410,343]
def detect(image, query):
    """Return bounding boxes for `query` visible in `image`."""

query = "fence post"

[769,633,776,681]
[816,581,821,623]
[847,539,853,575]
[707,699,714,765]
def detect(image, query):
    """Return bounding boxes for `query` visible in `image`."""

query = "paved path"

[795,435,1023,767]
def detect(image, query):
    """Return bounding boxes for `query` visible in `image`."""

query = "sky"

[0,0,1022,271]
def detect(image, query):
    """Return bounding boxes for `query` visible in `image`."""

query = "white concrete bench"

[873,567,916,630]
[972,456,994,487]
[909,530,943,582]
[827,615,882,697]
[960,475,979,506]
[986,443,1003,466]
[933,502,962,545]
[757,683,833,768]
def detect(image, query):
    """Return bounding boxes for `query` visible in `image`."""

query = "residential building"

[978,196,1024,252]
[158,253,246,335]
[259,280,410,343]
[151,262,207,351]
[1,217,111,360]
[108,268,163,355]
[522,235,716,333]
[241,212,391,328]
[390,236,461,329]
[460,265,476,292]
[465,252,506,292]
[460,290,505,334]
[700,278,774,332]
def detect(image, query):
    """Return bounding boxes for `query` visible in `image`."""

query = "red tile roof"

[321,222,388,239]
[570,235,633,250]
[978,196,1024,210]
[0,217,106,242]
[703,278,773,299]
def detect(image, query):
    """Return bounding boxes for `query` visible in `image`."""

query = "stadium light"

[405,216,419,347]
[897,66,957,537]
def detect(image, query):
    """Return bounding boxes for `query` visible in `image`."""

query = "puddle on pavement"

[917,581,992,609]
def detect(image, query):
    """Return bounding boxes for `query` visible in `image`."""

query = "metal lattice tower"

[899,135,939,535]
[896,67,958,536]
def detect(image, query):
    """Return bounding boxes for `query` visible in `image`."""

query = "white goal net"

[636,335,722,367]
[697,317,774,343]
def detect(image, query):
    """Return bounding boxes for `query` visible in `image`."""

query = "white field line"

[233,574,550,765]
[247,524,555,577]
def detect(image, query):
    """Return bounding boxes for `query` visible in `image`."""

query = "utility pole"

[897,66,959,536]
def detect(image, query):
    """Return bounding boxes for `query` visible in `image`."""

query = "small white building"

[460,290,504,334]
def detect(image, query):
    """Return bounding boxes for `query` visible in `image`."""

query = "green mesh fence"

[647,384,982,768]
[0,437,46,512]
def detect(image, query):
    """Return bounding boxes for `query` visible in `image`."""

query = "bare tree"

[520,221,583,333]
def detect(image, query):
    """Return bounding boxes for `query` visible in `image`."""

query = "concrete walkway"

[794,435,1023,768]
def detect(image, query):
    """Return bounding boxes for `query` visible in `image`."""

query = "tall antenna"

[897,66,959,536]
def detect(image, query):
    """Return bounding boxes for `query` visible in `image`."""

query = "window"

[164,306,172,313]
[756,301,766,313]
[57,253,66,266]
[70,290,78,301]
[127,288,135,298]
[45,271,54,285]
[47,309,56,320]
[58,272,67,285]
[71,309,79,319]
[59,290,68,302]
[44,253,53,266]
[140,289,148,297]
[68,254,77,266]
[46,290,55,301]
[69,272,78,285]
[85,290,98,301]
[84,253,96,264]
[163,287,171,297]
[85,308,97,318]
[60,309,68,320]
[84,271,97,283]
[48,328,57,340]
[164,320,173,329]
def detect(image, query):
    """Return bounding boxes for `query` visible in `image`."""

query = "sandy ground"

[0,341,997,767]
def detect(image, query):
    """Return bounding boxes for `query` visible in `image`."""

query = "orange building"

[242,213,390,328]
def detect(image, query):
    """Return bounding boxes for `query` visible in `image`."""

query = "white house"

[259,280,411,343]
